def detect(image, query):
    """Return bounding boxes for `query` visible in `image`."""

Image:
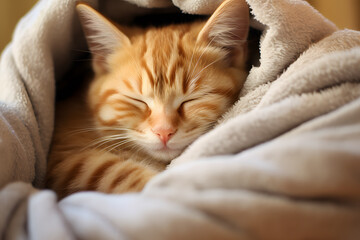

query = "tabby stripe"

[141,31,148,56]
[197,113,213,119]
[184,125,198,133]
[178,104,185,119]
[46,157,63,188]
[85,159,117,191]
[138,75,143,94]
[93,89,120,114]
[141,58,154,87]
[61,159,85,196]
[209,88,233,97]
[109,165,140,190]
[100,89,119,104]
[193,103,218,110]
[116,113,137,119]
[191,103,219,111]
[127,176,143,190]
[184,70,193,93]
[113,99,143,112]
[104,98,124,105]
[98,118,118,126]
[123,79,134,91]
[125,101,143,112]
[169,57,184,86]
[167,31,185,86]
[154,68,164,96]
[108,99,142,112]
[168,62,176,86]
[169,32,185,86]
[182,74,189,93]
[177,26,188,57]
[114,106,134,112]
[137,33,147,94]
[160,31,173,64]
[97,101,140,125]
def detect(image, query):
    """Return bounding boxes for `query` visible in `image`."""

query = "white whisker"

[189,37,216,80]
[103,140,132,154]
[193,57,222,80]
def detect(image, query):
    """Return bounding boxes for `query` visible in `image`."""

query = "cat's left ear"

[197,0,249,64]
[76,3,131,74]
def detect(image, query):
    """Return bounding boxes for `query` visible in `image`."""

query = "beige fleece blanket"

[1,0,360,239]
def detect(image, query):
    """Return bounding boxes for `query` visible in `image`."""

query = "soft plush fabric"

[1,0,360,239]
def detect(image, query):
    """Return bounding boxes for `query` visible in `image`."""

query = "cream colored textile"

[0,0,359,239]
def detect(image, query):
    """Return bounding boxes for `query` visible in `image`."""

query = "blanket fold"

[0,0,359,239]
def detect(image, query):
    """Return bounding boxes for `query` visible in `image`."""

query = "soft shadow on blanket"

[0,0,360,239]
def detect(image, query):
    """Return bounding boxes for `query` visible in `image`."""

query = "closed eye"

[123,95,148,106]
[179,98,199,109]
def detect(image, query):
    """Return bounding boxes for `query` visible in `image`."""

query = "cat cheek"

[98,105,118,123]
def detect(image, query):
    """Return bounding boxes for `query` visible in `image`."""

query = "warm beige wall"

[0,1,359,52]
[307,0,360,30]
[0,0,37,52]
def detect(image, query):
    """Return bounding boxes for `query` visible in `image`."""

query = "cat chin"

[146,148,183,163]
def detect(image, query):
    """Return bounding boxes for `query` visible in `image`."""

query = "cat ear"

[76,3,131,73]
[197,0,249,57]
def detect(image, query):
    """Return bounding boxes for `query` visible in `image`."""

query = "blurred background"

[0,0,359,52]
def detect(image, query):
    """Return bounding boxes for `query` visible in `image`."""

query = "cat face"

[77,0,249,162]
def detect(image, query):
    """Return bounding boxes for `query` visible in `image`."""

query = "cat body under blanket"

[46,0,250,198]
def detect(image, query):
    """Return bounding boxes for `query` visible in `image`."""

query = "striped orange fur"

[46,0,250,198]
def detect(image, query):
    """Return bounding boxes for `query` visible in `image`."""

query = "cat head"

[76,0,249,162]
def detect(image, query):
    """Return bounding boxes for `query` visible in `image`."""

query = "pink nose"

[152,128,177,145]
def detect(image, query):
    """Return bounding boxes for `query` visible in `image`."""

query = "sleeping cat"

[46,0,249,198]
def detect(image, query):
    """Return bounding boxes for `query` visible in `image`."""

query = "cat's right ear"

[76,3,131,74]
[197,0,249,66]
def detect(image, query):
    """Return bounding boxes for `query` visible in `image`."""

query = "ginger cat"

[46,0,249,198]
